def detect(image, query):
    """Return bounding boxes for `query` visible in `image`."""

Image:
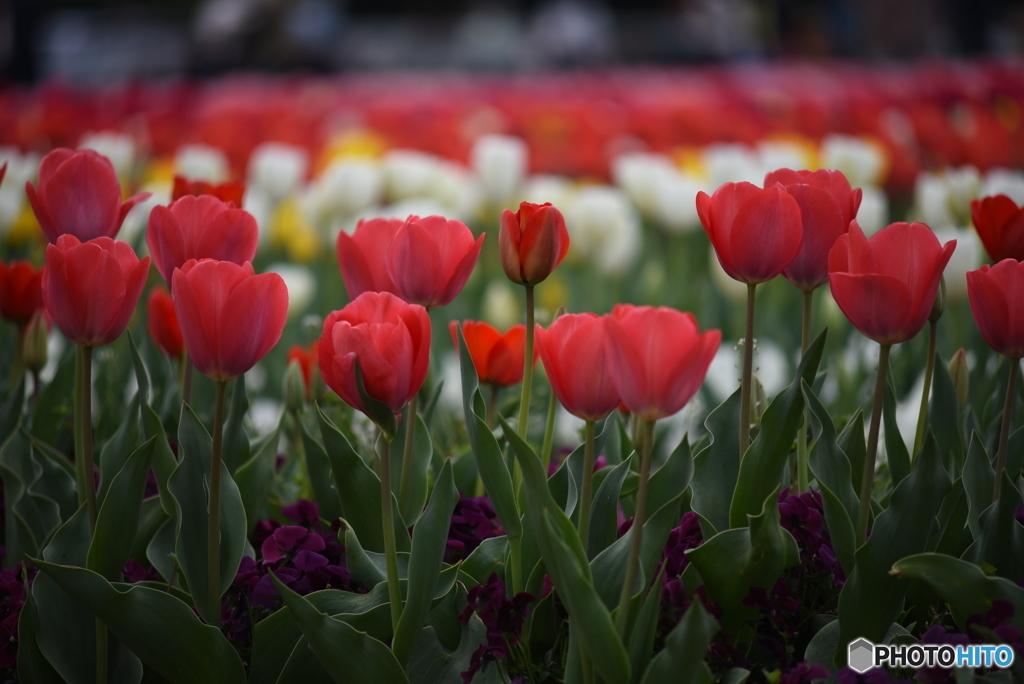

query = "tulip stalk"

[207,379,227,624]
[739,284,756,459]
[615,418,654,636]
[182,354,194,405]
[377,434,404,634]
[795,290,812,491]
[994,358,1018,502]
[857,343,890,545]
[912,321,938,458]
[398,394,417,520]
[541,383,558,472]
[578,420,596,556]
[76,346,98,531]
[517,285,536,440]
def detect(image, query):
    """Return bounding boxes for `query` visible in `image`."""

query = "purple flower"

[261,525,326,564]
[446,497,503,564]
[459,573,534,683]
[835,666,908,683]
[916,625,969,683]
[778,488,825,549]
[662,511,703,578]
[282,499,320,527]
[0,613,19,668]
[122,559,160,583]
[780,660,829,683]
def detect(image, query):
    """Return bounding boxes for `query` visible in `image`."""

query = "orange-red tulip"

[146,286,184,358]
[537,313,621,422]
[971,194,1024,263]
[386,215,484,309]
[171,175,246,206]
[499,202,569,286]
[449,320,535,387]
[0,260,44,326]
[42,236,150,348]
[336,218,403,299]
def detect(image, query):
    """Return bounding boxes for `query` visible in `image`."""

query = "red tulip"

[171,259,288,381]
[319,292,430,414]
[0,260,44,326]
[537,314,621,422]
[763,169,862,291]
[386,215,484,309]
[696,182,803,285]
[146,286,184,358]
[449,320,535,387]
[499,202,570,286]
[828,221,956,345]
[172,175,246,206]
[26,149,148,244]
[336,218,403,299]
[970,194,1024,263]
[604,305,720,421]
[42,236,150,348]
[967,259,1024,358]
[147,195,259,284]
[287,339,320,392]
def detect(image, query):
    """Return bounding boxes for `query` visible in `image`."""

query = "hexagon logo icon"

[848,638,875,674]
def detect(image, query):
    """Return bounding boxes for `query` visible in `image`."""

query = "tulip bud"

[947,348,969,410]
[929,276,946,324]
[499,202,570,286]
[23,312,48,373]
[283,359,306,414]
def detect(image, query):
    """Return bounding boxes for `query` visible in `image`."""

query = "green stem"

[509,534,524,596]
[615,419,654,636]
[485,384,499,428]
[856,343,890,545]
[540,382,558,472]
[79,346,97,532]
[74,349,86,508]
[912,321,938,458]
[207,379,227,624]
[517,285,535,439]
[796,289,812,492]
[182,354,194,406]
[995,358,1018,502]
[399,394,418,520]
[739,283,756,460]
[579,421,596,557]
[378,435,403,635]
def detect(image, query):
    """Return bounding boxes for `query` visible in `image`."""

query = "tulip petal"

[438,234,485,307]
[40,151,123,241]
[218,272,288,380]
[147,204,187,283]
[829,272,913,344]
[782,184,845,290]
[727,186,803,284]
[968,267,1014,356]
[387,218,444,306]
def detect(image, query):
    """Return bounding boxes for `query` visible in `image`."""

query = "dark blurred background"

[2,0,1023,83]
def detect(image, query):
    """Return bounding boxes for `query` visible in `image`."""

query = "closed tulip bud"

[499,202,570,286]
[970,194,1024,263]
[23,312,48,373]
[27,148,149,243]
[284,359,306,413]
[948,348,969,409]
[929,277,946,324]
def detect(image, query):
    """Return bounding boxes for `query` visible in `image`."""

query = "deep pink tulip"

[171,259,288,381]
[386,215,484,309]
[42,236,149,348]
[27,148,148,243]
[147,195,258,284]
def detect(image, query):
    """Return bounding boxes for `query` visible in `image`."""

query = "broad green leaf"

[97,394,141,504]
[690,389,741,532]
[500,418,631,684]
[32,559,245,684]
[883,373,911,488]
[30,349,75,445]
[235,422,283,533]
[87,437,156,580]
[963,432,995,538]
[640,598,717,684]
[390,413,433,526]
[686,487,799,633]
[0,427,61,565]
[25,429,77,523]
[729,330,825,528]
[167,403,248,624]
[963,471,1024,582]
[460,535,507,586]
[344,524,387,589]
[628,568,665,684]
[927,351,964,469]
[145,517,178,585]
[128,332,179,517]
[458,328,522,540]
[129,497,169,566]
[222,377,250,474]
[0,373,24,446]
[837,410,865,496]
[269,573,409,684]
[803,381,858,575]
[316,406,410,553]
[18,576,63,684]
[589,455,634,558]
[406,618,495,684]
[835,433,951,664]
[933,478,971,559]
[393,460,459,664]
[891,552,1024,632]
[647,435,693,519]
[276,640,334,684]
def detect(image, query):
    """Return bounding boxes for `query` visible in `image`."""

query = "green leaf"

[87,437,156,580]
[927,351,964,469]
[97,394,141,505]
[460,535,507,586]
[883,373,911,488]
[963,470,1024,582]
[0,373,25,447]
[627,568,665,684]
[891,552,1024,632]
[0,427,61,565]
[128,331,179,518]
[344,524,387,589]
[458,328,521,540]
[316,406,410,553]
[30,349,75,445]
[24,428,77,523]
[390,413,433,526]
[729,329,825,528]
[393,460,459,665]
[933,478,971,559]
[647,435,693,520]
[963,432,995,539]
[803,381,858,575]
[269,573,409,684]
[167,403,248,624]
[837,411,866,496]
[18,575,63,684]
[835,432,951,664]
[640,598,717,684]
[145,517,178,585]
[589,455,634,558]
[406,618,494,684]
[686,487,800,633]
[32,559,246,683]
[222,377,250,474]
[235,423,283,533]
[690,389,742,533]
[500,418,631,684]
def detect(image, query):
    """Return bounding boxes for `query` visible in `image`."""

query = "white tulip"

[120,182,171,248]
[562,185,641,275]
[757,140,813,176]
[0,147,40,237]
[383,149,438,201]
[521,174,573,208]
[932,227,980,302]
[982,168,1024,204]
[248,142,308,200]
[175,144,229,182]
[471,134,527,203]
[611,152,675,219]
[702,143,763,187]
[704,338,788,403]
[819,134,887,188]
[425,161,482,222]
[79,131,136,179]
[855,185,889,236]
[312,158,384,224]
[266,262,317,318]
[652,168,704,233]
[913,166,980,229]
[482,280,521,330]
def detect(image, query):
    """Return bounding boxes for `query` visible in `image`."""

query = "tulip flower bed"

[4,63,1024,684]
